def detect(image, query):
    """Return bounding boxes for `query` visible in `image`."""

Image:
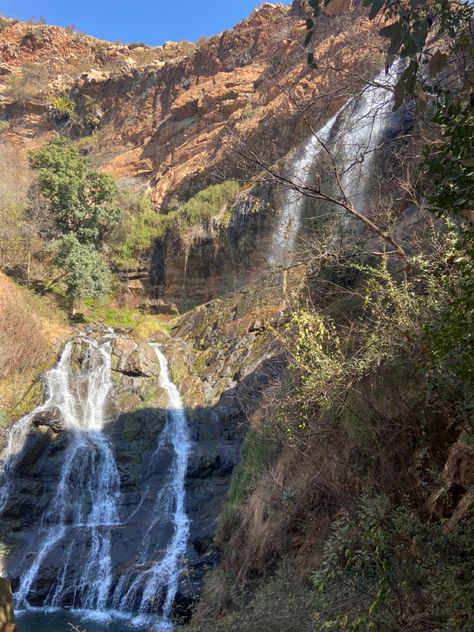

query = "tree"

[29,137,122,314]
[54,235,113,315]
[29,136,121,247]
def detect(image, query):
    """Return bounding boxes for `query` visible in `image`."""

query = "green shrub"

[312,495,474,631]
[112,181,240,268]
[49,95,76,122]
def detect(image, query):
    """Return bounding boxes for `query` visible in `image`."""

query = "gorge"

[0,2,473,632]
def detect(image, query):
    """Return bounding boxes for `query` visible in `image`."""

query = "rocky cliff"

[0,2,383,309]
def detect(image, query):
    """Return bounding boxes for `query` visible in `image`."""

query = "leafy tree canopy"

[55,234,113,305]
[29,136,121,247]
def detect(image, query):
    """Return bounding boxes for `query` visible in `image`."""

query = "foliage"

[165,180,240,238]
[185,563,316,632]
[216,424,281,544]
[3,62,51,101]
[424,102,474,222]
[112,193,161,267]
[30,137,121,247]
[54,234,113,305]
[49,96,76,122]
[82,302,171,340]
[29,137,121,311]
[312,495,474,631]
[112,181,239,267]
[0,279,49,380]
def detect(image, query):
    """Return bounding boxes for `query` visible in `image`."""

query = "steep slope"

[0,273,69,423]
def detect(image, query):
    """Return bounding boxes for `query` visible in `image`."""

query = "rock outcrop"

[0,5,380,209]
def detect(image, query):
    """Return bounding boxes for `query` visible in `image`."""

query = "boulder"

[113,339,159,377]
[443,442,474,487]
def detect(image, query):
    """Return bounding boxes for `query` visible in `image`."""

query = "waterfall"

[111,344,191,632]
[268,64,399,266]
[14,336,121,612]
[0,334,190,630]
[336,65,399,219]
[0,343,76,515]
[267,109,341,268]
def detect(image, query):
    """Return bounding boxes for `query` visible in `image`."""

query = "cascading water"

[267,109,342,268]
[0,334,191,631]
[268,64,399,266]
[111,344,191,631]
[14,336,121,612]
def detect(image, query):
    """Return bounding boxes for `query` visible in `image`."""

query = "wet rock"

[31,407,65,433]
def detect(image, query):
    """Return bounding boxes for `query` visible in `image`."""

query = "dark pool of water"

[16,610,158,632]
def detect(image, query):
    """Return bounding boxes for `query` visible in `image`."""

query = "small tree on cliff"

[30,136,121,315]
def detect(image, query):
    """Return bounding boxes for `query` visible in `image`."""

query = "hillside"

[0,1,473,632]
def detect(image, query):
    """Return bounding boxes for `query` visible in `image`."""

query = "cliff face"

[0,3,379,208]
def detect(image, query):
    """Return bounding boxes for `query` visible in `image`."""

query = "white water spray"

[14,337,121,610]
[112,343,191,631]
[268,108,341,267]
[268,65,399,266]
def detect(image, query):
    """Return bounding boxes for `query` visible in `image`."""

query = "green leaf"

[304,29,313,48]
[306,18,315,30]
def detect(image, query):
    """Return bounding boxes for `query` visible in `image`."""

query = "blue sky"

[0,1,265,45]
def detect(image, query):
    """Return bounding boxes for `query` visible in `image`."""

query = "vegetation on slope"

[183,1,474,631]
[0,272,69,426]
[112,180,240,268]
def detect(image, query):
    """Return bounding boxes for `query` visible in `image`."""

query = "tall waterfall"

[111,344,191,631]
[0,334,191,631]
[14,337,121,611]
[268,65,399,266]
[267,109,342,268]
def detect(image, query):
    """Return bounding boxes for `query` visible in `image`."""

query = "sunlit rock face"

[0,3,380,207]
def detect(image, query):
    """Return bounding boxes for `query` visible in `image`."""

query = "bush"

[49,96,76,122]
[4,63,51,101]
[112,181,240,267]
[312,495,474,631]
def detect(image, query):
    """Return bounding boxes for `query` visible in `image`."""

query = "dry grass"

[0,295,48,379]
[0,273,69,417]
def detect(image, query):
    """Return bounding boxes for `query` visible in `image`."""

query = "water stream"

[0,335,190,631]
[268,65,399,266]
